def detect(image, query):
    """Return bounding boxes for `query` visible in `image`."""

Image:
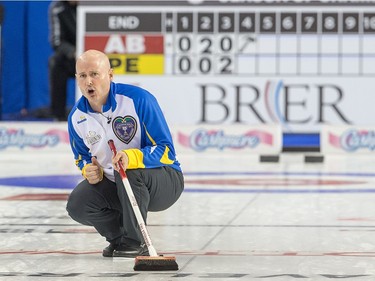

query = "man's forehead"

[76,68,98,73]
[77,59,107,69]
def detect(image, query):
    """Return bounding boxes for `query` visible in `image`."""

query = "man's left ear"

[109,69,114,80]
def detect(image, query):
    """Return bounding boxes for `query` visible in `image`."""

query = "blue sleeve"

[125,91,178,169]
[68,118,92,171]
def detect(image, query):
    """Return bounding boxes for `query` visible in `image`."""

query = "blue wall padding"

[1,1,52,115]
[1,1,28,114]
[26,1,52,110]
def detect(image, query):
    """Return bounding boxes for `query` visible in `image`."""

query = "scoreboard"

[77,1,375,133]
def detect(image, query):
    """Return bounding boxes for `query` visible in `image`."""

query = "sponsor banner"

[321,125,375,154]
[172,125,282,155]
[0,122,71,154]
[0,122,281,157]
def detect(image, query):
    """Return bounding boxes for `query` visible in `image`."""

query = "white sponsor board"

[116,76,372,133]
[77,2,375,134]
[321,125,375,154]
[172,124,282,155]
[0,122,71,154]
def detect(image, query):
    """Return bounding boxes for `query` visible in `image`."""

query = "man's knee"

[66,189,83,222]
[66,182,92,224]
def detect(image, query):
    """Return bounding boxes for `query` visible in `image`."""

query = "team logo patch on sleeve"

[85,131,101,145]
[113,116,137,144]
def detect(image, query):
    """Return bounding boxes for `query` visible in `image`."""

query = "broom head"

[134,256,178,271]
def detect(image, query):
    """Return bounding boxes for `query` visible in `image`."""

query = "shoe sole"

[112,254,136,258]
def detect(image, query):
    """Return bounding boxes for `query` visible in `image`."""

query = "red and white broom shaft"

[108,140,158,257]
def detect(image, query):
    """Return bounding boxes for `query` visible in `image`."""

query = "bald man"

[66,50,184,258]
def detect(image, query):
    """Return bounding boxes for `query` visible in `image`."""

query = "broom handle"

[108,140,158,257]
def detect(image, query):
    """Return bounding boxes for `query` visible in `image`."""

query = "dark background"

[0,1,75,121]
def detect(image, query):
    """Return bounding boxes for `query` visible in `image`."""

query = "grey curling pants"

[66,166,184,245]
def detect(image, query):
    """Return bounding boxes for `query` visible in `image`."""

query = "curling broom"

[108,140,179,271]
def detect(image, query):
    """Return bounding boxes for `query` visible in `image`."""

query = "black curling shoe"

[103,243,149,258]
